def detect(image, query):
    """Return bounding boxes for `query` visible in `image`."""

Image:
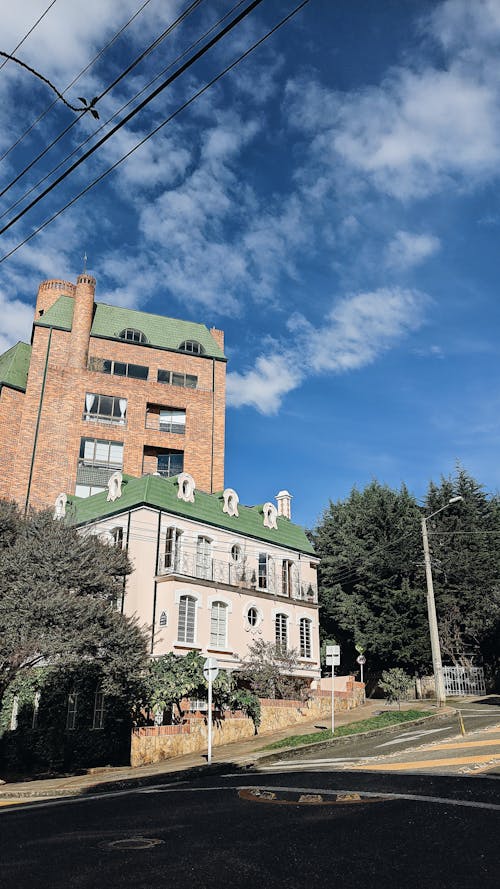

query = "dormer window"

[119,328,148,344]
[179,340,204,355]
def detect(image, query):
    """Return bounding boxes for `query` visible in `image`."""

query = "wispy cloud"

[385,230,441,270]
[227,287,427,413]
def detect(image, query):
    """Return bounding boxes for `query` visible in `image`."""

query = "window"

[246,606,259,627]
[32,691,41,729]
[159,408,186,434]
[110,526,124,548]
[75,484,106,497]
[164,527,182,572]
[258,553,271,590]
[157,450,184,477]
[179,340,204,355]
[299,618,312,659]
[275,614,288,653]
[178,595,196,643]
[89,356,148,380]
[92,689,105,729]
[282,560,293,596]
[196,536,211,580]
[231,544,241,562]
[84,393,127,424]
[119,328,148,344]
[79,438,123,467]
[210,601,227,648]
[66,692,78,730]
[159,611,167,627]
[157,369,198,389]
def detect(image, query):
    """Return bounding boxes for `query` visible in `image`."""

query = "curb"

[253,710,455,765]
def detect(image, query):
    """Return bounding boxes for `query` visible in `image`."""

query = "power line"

[0,0,58,75]
[0,0,291,254]
[0,0,154,165]
[0,0,247,223]
[0,0,206,201]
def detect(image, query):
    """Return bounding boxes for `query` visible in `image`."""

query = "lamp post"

[421,496,463,707]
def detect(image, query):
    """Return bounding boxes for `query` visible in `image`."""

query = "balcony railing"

[145,416,185,435]
[83,412,127,427]
[157,553,318,603]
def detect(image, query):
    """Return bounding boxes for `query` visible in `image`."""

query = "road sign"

[203,657,219,681]
[326,644,340,656]
[356,654,366,665]
[326,654,340,666]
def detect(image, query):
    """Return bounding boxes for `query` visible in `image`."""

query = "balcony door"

[196,536,211,580]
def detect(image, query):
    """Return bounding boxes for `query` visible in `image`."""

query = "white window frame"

[163,526,183,572]
[299,617,313,659]
[210,600,228,649]
[196,535,212,580]
[275,613,288,652]
[92,689,105,729]
[66,692,78,731]
[177,594,197,644]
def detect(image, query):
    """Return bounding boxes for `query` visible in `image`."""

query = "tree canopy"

[313,469,500,682]
[0,501,149,703]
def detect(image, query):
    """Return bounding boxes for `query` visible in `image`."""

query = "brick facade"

[1,275,226,510]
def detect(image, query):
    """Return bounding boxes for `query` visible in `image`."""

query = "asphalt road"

[1,766,499,889]
[259,698,500,775]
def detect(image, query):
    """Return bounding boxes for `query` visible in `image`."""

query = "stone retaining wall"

[130,677,364,767]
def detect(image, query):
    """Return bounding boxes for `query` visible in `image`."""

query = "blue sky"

[1,0,500,527]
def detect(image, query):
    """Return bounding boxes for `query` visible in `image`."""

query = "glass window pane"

[99,396,113,417]
[75,484,91,497]
[157,369,170,383]
[128,364,148,379]
[171,373,184,387]
[109,442,123,465]
[185,375,197,389]
[83,439,95,460]
[114,362,127,376]
[94,440,109,463]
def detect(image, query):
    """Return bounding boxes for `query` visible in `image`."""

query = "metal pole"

[421,516,446,707]
[360,662,364,686]
[331,663,335,734]
[207,673,213,764]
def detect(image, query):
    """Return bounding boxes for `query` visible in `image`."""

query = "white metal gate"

[443,666,486,696]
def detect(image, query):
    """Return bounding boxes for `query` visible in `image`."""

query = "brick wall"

[5,279,226,510]
[0,387,25,501]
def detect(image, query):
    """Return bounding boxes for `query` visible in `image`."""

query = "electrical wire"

[0,0,154,165]
[0,0,58,75]
[0,0,206,201]
[0,0,308,260]
[0,0,247,222]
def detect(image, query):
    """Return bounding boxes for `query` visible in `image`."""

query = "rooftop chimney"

[276,490,292,520]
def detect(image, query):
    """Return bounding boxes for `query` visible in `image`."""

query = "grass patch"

[260,709,433,751]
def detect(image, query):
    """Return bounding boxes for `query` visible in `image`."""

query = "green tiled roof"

[0,341,31,391]
[35,297,225,359]
[69,474,314,555]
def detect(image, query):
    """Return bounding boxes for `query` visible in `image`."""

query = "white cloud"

[386,230,441,269]
[227,355,303,415]
[228,287,427,413]
[0,289,34,354]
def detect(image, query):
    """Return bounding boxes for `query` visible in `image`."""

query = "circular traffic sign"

[356,654,366,665]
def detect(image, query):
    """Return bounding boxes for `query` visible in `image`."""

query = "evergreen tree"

[0,502,148,703]
[424,467,500,671]
[313,481,430,675]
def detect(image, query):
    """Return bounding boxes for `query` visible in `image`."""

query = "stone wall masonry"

[130,678,365,767]
[0,386,25,501]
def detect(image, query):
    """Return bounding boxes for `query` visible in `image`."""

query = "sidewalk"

[0,700,434,805]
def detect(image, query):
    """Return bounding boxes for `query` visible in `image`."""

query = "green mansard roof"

[69,474,315,555]
[35,296,225,360]
[0,341,31,392]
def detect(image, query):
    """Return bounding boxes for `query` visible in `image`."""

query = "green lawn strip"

[260,709,433,751]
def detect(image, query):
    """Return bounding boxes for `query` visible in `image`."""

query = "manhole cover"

[104,837,165,851]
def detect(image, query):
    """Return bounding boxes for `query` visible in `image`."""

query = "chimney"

[210,327,224,351]
[68,273,96,369]
[276,490,292,520]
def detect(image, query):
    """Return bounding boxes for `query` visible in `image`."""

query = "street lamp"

[421,496,463,707]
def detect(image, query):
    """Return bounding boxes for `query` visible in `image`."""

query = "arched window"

[159,611,167,627]
[119,328,148,344]
[179,340,205,355]
[299,617,312,659]
[178,595,196,644]
[210,601,228,648]
[275,613,288,653]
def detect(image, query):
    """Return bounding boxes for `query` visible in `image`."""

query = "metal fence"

[442,666,486,697]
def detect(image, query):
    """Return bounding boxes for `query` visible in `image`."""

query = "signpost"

[325,644,340,733]
[356,653,366,685]
[203,657,219,765]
